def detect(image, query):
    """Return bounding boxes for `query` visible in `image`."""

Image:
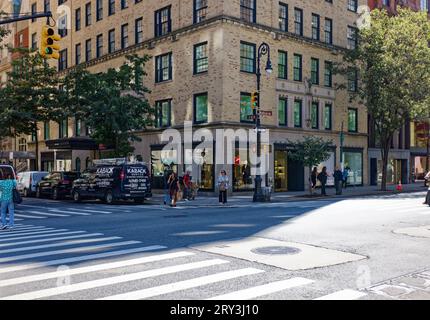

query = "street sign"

[260,110,273,116]
[254,128,267,133]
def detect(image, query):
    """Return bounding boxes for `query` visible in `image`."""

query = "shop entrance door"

[288,159,305,191]
[274,150,288,192]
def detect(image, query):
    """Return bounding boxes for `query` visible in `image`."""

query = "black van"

[72,161,152,204]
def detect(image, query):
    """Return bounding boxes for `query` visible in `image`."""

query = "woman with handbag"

[218,170,229,205]
[0,174,17,230]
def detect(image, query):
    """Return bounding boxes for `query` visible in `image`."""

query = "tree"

[0,49,66,170]
[287,136,333,195]
[63,54,155,157]
[336,8,430,190]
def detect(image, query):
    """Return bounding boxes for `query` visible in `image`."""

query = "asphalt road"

[1,192,430,300]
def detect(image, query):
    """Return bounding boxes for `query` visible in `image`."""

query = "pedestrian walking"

[168,172,180,207]
[424,171,430,206]
[218,170,229,205]
[310,167,318,195]
[334,166,343,195]
[183,171,192,201]
[0,174,17,230]
[317,167,328,196]
[163,168,173,205]
[342,166,350,189]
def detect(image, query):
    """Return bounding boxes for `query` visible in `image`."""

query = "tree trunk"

[34,123,39,171]
[380,138,391,191]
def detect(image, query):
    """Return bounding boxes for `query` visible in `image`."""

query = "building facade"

[20,0,367,193]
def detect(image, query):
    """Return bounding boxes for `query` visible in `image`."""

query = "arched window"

[86,157,92,169]
[75,157,81,172]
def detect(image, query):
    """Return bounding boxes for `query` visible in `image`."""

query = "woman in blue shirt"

[0,174,17,230]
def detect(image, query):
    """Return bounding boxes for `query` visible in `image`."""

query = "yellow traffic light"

[251,91,259,109]
[40,26,61,59]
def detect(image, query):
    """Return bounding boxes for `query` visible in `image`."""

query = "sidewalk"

[150,182,428,207]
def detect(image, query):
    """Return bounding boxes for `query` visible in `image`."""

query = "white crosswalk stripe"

[48,209,91,216]
[0,228,64,238]
[23,211,70,217]
[0,231,86,243]
[64,208,113,214]
[314,289,367,300]
[0,233,103,248]
[14,213,46,219]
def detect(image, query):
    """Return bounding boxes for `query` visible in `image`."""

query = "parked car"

[17,171,49,197]
[0,164,16,180]
[72,161,152,204]
[36,171,81,200]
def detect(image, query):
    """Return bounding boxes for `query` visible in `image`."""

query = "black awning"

[45,137,99,150]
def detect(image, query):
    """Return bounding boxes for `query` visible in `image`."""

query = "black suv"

[72,162,152,204]
[36,171,81,200]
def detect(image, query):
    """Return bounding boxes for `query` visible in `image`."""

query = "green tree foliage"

[63,54,155,157]
[0,49,66,169]
[336,8,430,190]
[287,136,333,195]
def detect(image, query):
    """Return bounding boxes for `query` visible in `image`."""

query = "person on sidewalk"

[342,167,350,189]
[0,174,17,230]
[334,166,343,195]
[424,171,430,205]
[183,171,192,201]
[317,167,329,196]
[310,167,318,195]
[168,172,180,207]
[218,170,229,205]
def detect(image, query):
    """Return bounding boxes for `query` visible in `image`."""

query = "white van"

[17,171,49,197]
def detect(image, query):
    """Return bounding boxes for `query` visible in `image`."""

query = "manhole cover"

[251,246,301,255]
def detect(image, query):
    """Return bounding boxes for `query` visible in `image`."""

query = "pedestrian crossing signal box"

[40,26,61,59]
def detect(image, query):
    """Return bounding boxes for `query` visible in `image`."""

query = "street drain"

[251,246,301,256]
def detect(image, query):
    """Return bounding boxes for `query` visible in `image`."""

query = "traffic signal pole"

[0,12,52,25]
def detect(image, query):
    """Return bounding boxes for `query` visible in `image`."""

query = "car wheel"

[23,188,28,197]
[36,187,41,198]
[52,188,59,200]
[104,190,114,205]
[72,190,81,203]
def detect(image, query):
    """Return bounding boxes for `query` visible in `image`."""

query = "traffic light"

[251,91,259,110]
[40,26,61,59]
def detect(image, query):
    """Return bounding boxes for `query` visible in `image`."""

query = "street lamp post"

[253,42,273,202]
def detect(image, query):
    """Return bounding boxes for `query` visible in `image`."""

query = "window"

[311,102,319,129]
[121,24,129,49]
[324,104,332,130]
[311,58,319,85]
[240,0,256,23]
[31,33,37,50]
[18,138,27,152]
[348,0,358,12]
[135,18,143,44]
[155,53,172,83]
[194,0,208,24]
[75,8,81,31]
[348,69,358,92]
[155,100,171,128]
[278,98,288,126]
[324,18,333,44]
[31,3,37,23]
[85,39,92,61]
[324,61,332,87]
[75,158,81,172]
[279,3,288,32]
[311,14,320,41]
[294,100,302,128]
[421,0,429,12]
[75,43,81,65]
[58,49,68,71]
[85,2,92,26]
[44,122,50,140]
[240,42,256,73]
[382,0,390,5]
[109,0,116,15]
[194,42,208,74]
[59,118,68,138]
[96,34,103,58]
[194,93,208,123]
[293,54,302,81]
[121,0,128,9]
[240,92,253,123]
[75,118,82,136]
[108,29,115,53]
[348,108,358,132]
[155,6,172,37]
[294,8,303,36]
[278,51,287,79]
[347,26,358,50]
[96,0,103,21]
[44,0,50,13]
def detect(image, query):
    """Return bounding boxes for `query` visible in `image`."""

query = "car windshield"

[0,167,15,180]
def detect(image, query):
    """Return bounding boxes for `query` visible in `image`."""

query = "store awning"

[45,137,99,150]
[0,151,36,160]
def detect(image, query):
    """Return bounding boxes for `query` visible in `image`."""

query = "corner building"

[27,0,368,193]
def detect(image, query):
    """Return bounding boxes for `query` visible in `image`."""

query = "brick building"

[17,0,368,193]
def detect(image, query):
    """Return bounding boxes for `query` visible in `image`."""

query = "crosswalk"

[0,224,368,300]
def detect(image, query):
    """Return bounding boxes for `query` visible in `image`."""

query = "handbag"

[219,182,226,192]
[13,188,23,204]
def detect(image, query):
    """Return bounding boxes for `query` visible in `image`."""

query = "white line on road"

[0,245,166,274]
[99,268,265,300]
[207,277,315,300]
[65,208,112,214]
[0,240,141,263]
[1,259,230,300]
[0,228,63,239]
[24,211,70,217]
[49,209,91,216]
[314,289,367,300]
[0,233,104,248]
[14,214,46,219]
[0,226,43,232]
[0,236,122,255]
[0,231,86,243]
[0,251,194,287]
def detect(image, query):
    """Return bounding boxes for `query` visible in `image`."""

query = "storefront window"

[274,150,288,191]
[193,146,214,190]
[233,147,253,191]
[378,159,402,185]
[151,149,178,189]
[343,150,363,185]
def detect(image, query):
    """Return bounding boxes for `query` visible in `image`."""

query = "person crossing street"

[0,174,17,230]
